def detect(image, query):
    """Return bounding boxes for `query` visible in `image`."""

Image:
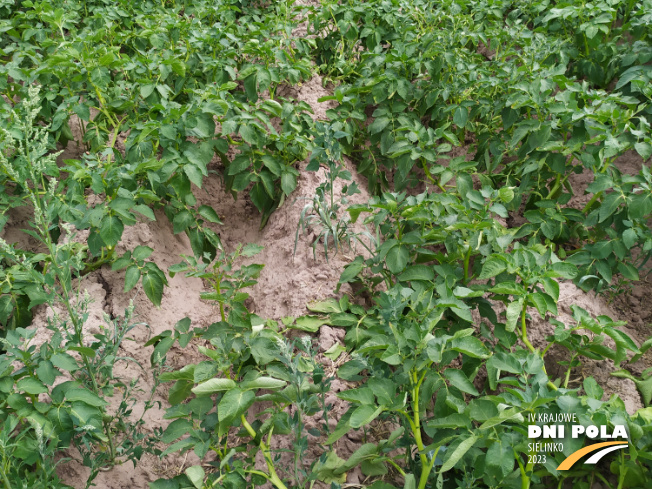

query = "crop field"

[1,0,652,488]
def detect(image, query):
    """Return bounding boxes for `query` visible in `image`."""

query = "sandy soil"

[23,73,377,488]
[47,127,651,489]
[2,61,651,489]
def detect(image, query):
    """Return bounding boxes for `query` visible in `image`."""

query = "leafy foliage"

[1,0,652,488]
[148,306,335,489]
[310,188,650,489]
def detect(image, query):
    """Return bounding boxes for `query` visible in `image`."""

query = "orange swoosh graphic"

[557,441,628,471]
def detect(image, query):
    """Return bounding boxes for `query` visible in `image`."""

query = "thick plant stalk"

[521,307,535,353]
[241,415,289,489]
[2,468,12,489]
[521,306,559,392]
[517,448,531,489]
[408,370,439,489]
[463,245,473,284]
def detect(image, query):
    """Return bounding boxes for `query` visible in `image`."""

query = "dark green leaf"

[349,405,383,429]
[173,210,193,234]
[478,257,506,280]
[218,388,255,436]
[440,435,477,472]
[162,418,193,444]
[453,107,468,128]
[281,172,297,196]
[192,378,236,396]
[142,272,164,307]
[100,216,124,247]
[386,245,409,274]
[583,376,604,400]
[16,377,47,395]
[198,205,222,224]
[125,265,141,292]
[505,300,522,333]
[51,353,79,372]
[65,387,107,407]
[451,336,490,359]
[398,265,434,282]
[444,369,478,395]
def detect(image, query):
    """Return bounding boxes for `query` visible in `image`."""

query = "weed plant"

[0,90,163,487]
[296,122,376,261]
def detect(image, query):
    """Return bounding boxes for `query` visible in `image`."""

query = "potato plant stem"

[82,247,115,275]
[244,469,270,482]
[421,160,436,186]
[216,278,225,322]
[548,174,562,199]
[517,451,531,489]
[240,415,288,489]
[2,468,12,489]
[521,306,535,353]
[582,191,602,213]
[409,369,437,489]
[386,459,406,477]
[463,245,472,284]
[617,451,628,489]
[595,471,612,488]
[521,306,558,391]
[563,353,578,389]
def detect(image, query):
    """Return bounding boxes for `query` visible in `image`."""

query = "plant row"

[0,0,651,488]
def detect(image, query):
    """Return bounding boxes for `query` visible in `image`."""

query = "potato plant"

[314,189,650,489]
